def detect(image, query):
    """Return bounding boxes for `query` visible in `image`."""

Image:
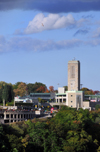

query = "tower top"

[68,60,80,64]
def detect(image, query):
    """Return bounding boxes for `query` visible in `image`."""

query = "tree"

[81,87,90,91]
[95,104,100,110]
[7,84,14,102]
[81,87,94,95]
[45,88,50,93]
[94,90,100,95]
[13,82,22,90]
[63,129,94,152]
[0,82,14,103]
[49,86,54,92]
[27,82,47,94]
[63,86,68,91]
[6,134,23,152]
[0,84,3,103]
[27,83,34,94]
[2,84,9,103]
[36,86,46,93]
[13,82,27,97]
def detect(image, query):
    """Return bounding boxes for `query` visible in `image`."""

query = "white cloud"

[1,35,100,53]
[0,35,82,52]
[24,13,88,34]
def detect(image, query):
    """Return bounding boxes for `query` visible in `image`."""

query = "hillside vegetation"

[1,106,100,152]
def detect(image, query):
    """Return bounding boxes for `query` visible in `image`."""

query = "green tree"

[63,86,68,91]
[95,104,100,110]
[27,83,34,94]
[2,83,14,103]
[2,84,9,103]
[0,84,3,103]
[27,82,46,94]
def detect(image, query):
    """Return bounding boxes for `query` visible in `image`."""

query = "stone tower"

[68,60,80,91]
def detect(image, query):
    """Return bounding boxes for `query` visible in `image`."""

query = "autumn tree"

[81,87,94,95]
[13,82,22,90]
[45,88,50,93]
[49,86,54,92]
[36,86,46,93]
[94,90,100,95]
[13,82,27,97]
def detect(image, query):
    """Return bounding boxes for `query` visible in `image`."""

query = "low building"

[0,109,35,124]
[14,92,55,104]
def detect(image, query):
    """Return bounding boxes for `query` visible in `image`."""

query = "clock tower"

[68,60,80,91]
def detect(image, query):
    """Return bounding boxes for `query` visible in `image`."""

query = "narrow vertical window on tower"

[70,66,75,78]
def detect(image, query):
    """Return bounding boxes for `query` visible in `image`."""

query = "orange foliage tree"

[45,88,50,93]
[36,86,46,93]
[13,82,27,97]
[49,86,54,92]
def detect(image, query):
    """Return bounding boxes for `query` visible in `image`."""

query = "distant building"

[0,109,35,124]
[50,59,91,110]
[14,92,55,104]
[14,60,92,110]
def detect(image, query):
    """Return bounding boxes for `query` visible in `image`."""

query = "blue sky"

[0,0,100,91]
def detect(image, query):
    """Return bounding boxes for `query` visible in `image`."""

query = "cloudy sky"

[0,0,100,90]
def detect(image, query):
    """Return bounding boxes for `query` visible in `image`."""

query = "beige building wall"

[67,92,76,107]
[83,101,91,110]
[68,60,80,91]
[67,91,83,108]
[83,101,90,107]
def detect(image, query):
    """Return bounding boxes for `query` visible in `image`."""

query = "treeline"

[0,81,55,103]
[1,107,100,152]
[81,87,100,95]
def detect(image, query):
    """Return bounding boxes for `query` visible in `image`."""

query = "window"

[71,101,73,103]
[63,99,66,102]
[60,99,62,103]
[71,95,73,97]
[6,114,9,118]
[71,105,73,107]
